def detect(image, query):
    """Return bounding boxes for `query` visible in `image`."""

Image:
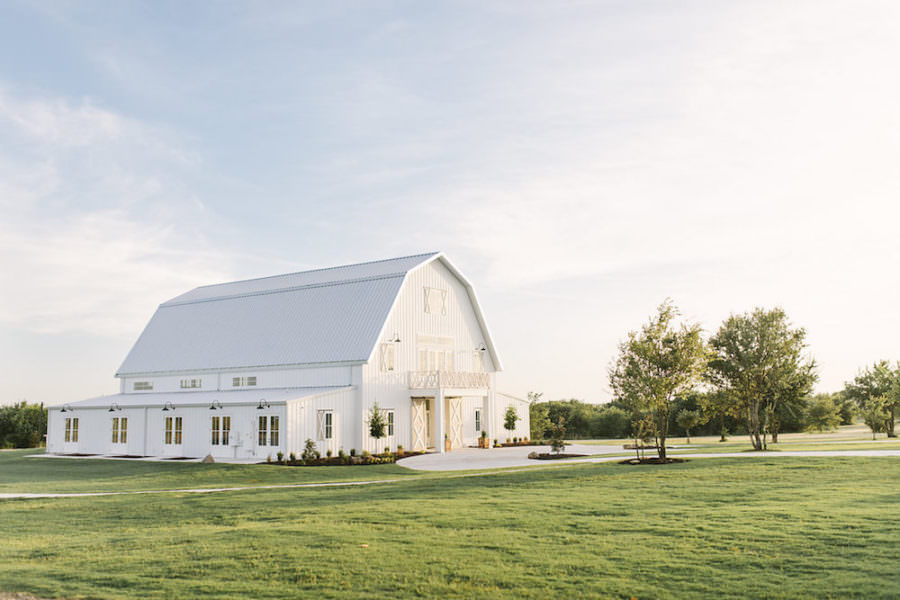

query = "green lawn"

[2,451,900,598]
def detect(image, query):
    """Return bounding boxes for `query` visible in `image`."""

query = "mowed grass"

[2,452,900,599]
[0,450,425,494]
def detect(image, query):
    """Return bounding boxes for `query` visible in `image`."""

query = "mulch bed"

[529,453,588,460]
[619,457,688,465]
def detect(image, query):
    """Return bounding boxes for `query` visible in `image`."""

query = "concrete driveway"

[398,443,618,471]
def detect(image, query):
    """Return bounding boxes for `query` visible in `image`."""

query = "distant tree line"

[529,300,889,460]
[0,402,48,448]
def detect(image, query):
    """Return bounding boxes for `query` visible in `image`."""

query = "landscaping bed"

[263,450,426,466]
[619,457,688,465]
[528,451,588,460]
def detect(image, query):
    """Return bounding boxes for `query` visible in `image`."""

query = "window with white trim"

[112,417,127,444]
[165,416,182,445]
[380,343,395,372]
[180,378,202,389]
[424,287,448,315]
[134,381,153,391]
[257,416,276,446]
[387,410,395,436]
[65,417,79,443]
[258,415,268,446]
[232,376,257,387]
[473,351,484,373]
[212,416,231,446]
[475,409,481,434]
[270,416,279,446]
[317,410,333,440]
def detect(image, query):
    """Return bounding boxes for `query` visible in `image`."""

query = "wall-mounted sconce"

[256,399,271,410]
[162,401,176,412]
[108,402,122,413]
[60,404,73,413]
[389,332,401,343]
[476,343,487,352]
[209,400,223,410]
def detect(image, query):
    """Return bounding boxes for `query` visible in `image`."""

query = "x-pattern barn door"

[448,398,463,449]
[411,398,427,451]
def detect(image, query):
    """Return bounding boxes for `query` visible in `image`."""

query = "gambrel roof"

[116,252,501,376]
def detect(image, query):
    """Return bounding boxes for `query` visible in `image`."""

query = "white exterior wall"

[358,260,503,452]
[48,404,289,459]
[284,387,358,457]
[120,365,353,394]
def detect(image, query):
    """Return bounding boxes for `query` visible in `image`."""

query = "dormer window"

[424,287,447,315]
[232,376,257,387]
[134,381,153,391]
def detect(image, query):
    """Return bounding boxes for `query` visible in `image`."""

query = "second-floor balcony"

[408,371,490,390]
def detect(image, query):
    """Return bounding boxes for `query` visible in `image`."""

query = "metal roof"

[116,251,502,376]
[57,387,351,410]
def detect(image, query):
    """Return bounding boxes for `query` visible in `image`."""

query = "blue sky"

[1,1,898,405]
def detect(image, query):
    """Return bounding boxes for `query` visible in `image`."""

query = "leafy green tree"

[591,405,630,439]
[843,361,899,437]
[676,409,701,444]
[861,396,891,440]
[548,416,567,454]
[503,406,520,439]
[368,402,387,446]
[803,394,842,432]
[609,299,708,460]
[708,307,817,451]
[0,402,47,448]
[528,392,550,440]
[697,390,735,442]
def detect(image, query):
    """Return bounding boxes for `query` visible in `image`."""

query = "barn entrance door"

[446,397,463,450]
[411,398,434,451]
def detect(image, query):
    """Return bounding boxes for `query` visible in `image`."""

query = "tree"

[0,402,47,448]
[803,394,842,432]
[609,299,708,460]
[503,406,520,439]
[368,402,387,448]
[528,392,550,440]
[861,396,891,440]
[708,307,817,451]
[676,409,701,444]
[844,361,899,437]
[548,416,567,454]
[697,390,734,442]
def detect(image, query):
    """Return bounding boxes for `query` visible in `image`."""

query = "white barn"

[47,252,529,460]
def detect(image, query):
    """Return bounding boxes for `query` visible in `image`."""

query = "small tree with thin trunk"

[862,396,890,440]
[609,299,708,461]
[676,409,701,444]
[368,402,387,450]
[504,406,519,440]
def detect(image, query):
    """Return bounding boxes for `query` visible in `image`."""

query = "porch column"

[482,392,492,447]
[435,388,445,454]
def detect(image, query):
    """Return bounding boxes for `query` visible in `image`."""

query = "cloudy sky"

[1,1,898,406]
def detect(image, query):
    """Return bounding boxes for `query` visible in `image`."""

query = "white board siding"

[121,366,353,394]
[284,387,358,457]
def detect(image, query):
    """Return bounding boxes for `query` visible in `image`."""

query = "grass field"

[3,450,900,599]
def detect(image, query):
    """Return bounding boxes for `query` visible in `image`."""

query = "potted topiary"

[444,433,451,452]
[480,430,488,448]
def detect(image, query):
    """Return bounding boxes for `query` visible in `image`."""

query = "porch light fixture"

[162,401,176,412]
[108,402,122,413]
[209,400,223,411]
[256,399,270,410]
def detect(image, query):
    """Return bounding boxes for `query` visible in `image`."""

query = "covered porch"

[408,370,493,453]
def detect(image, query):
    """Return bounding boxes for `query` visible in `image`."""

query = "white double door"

[411,397,463,451]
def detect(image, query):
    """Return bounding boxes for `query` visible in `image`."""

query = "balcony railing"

[409,371,490,390]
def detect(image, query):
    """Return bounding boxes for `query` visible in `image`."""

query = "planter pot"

[445,439,452,452]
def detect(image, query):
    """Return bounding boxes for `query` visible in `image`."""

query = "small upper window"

[380,343,395,372]
[424,287,448,315]
[180,378,202,389]
[134,381,153,391]
[232,376,257,387]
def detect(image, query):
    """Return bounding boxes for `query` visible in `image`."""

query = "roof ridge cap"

[161,271,407,307]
